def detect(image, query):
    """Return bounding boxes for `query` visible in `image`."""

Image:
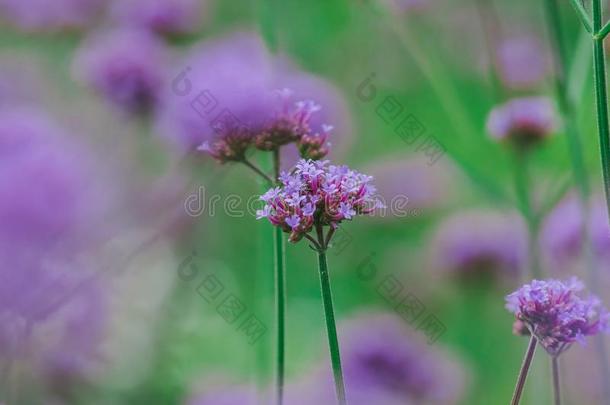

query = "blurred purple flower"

[506,277,610,356]
[364,155,455,220]
[110,0,206,36]
[257,159,383,242]
[496,36,550,90]
[0,108,110,394]
[429,210,527,281]
[185,384,257,405]
[300,313,466,405]
[541,193,610,269]
[156,32,351,162]
[486,97,559,148]
[379,0,428,14]
[0,0,104,32]
[73,28,168,115]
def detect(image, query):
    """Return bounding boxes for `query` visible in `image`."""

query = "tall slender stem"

[546,3,610,403]
[272,149,286,405]
[592,0,610,224]
[552,356,561,405]
[316,249,346,405]
[511,335,538,405]
[513,152,541,279]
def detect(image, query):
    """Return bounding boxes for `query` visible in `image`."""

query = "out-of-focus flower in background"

[486,96,559,149]
[157,31,351,164]
[110,0,207,37]
[73,28,169,116]
[428,210,527,282]
[0,107,115,398]
[541,193,610,271]
[364,154,455,221]
[0,0,104,32]
[291,312,467,405]
[495,35,550,90]
[185,382,257,405]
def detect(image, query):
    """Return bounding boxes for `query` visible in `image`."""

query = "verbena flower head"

[157,32,351,164]
[73,29,168,115]
[295,313,466,405]
[197,88,333,163]
[486,97,558,148]
[496,36,549,90]
[506,277,610,356]
[430,210,527,281]
[257,159,383,243]
[541,193,610,269]
[110,0,206,36]
[0,0,104,32]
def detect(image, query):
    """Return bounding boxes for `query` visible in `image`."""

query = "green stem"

[552,357,561,405]
[513,152,541,279]
[592,0,610,225]
[316,249,346,405]
[511,335,538,405]
[543,0,590,198]
[272,149,286,405]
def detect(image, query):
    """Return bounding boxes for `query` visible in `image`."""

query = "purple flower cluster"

[486,97,559,148]
[257,160,383,242]
[0,0,104,32]
[496,36,549,90]
[430,210,527,281]
[198,89,332,163]
[73,29,168,115]
[110,0,206,36]
[506,277,610,356]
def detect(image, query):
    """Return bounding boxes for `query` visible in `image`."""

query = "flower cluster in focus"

[505,277,610,356]
[257,159,383,243]
[257,159,382,242]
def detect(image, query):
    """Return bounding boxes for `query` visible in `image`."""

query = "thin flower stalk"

[257,159,384,405]
[552,356,561,405]
[511,335,538,405]
[544,2,610,402]
[568,0,610,223]
[272,149,286,405]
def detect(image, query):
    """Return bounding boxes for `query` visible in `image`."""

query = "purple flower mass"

[73,29,168,115]
[496,36,549,90]
[157,32,350,162]
[430,210,527,280]
[110,0,206,36]
[0,108,109,387]
[486,97,559,147]
[541,193,610,268]
[0,0,104,31]
[506,277,610,356]
[257,159,383,242]
[296,313,466,405]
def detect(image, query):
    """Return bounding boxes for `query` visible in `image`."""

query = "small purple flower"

[506,277,610,356]
[496,36,550,90]
[540,193,610,269]
[285,214,301,230]
[486,97,559,148]
[0,0,104,32]
[430,210,527,281]
[299,313,467,405]
[110,0,207,36]
[257,159,382,243]
[0,108,110,396]
[73,28,168,115]
[157,32,351,165]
